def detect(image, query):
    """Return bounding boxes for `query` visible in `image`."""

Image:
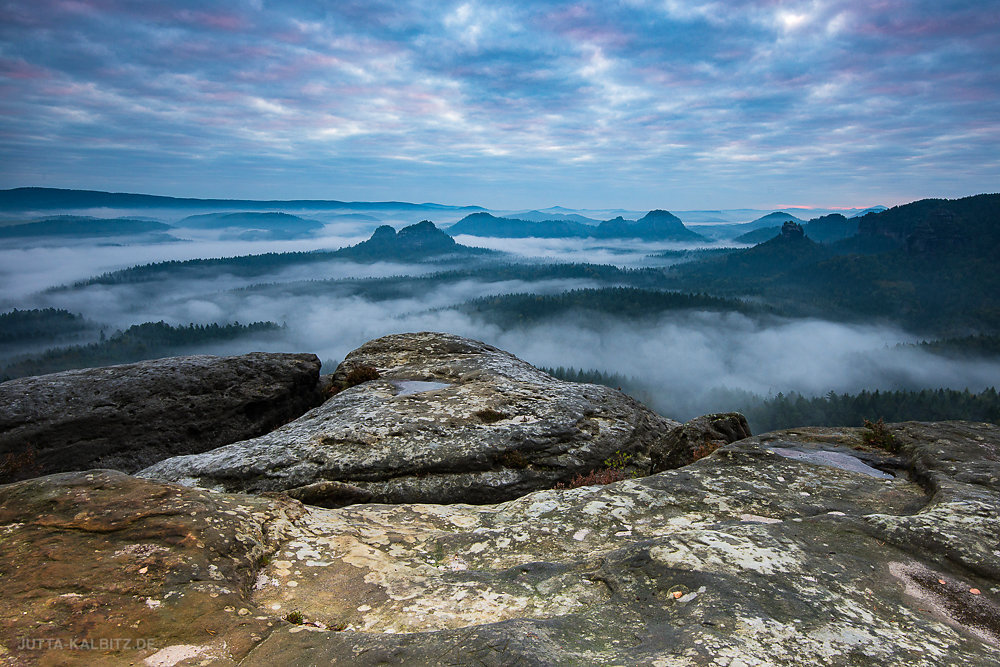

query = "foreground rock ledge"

[0,352,323,477]
[140,333,681,504]
[1,421,998,665]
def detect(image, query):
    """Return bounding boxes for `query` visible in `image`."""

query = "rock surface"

[140,333,679,504]
[1,421,998,665]
[0,353,323,477]
[0,469,303,666]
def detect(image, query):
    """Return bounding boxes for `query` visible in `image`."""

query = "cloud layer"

[1,1,998,208]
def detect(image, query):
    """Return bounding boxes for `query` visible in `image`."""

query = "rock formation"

[140,333,680,504]
[1,421,998,665]
[1,334,999,665]
[0,352,323,477]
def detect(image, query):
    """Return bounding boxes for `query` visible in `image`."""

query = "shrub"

[498,449,529,469]
[344,365,380,387]
[554,467,626,489]
[475,408,508,424]
[0,445,41,484]
[690,440,724,462]
[861,418,899,453]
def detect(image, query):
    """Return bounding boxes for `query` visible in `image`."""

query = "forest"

[0,320,282,380]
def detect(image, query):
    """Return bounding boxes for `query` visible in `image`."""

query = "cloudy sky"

[1,0,997,209]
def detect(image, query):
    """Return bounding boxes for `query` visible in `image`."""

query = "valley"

[1,188,998,432]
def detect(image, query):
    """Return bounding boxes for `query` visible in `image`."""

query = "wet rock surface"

[0,353,323,476]
[2,421,998,665]
[140,333,680,504]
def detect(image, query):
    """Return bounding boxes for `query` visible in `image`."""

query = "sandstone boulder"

[0,352,323,478]
[140,333,680,504]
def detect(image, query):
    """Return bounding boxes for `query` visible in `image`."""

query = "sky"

[1,0,998,210]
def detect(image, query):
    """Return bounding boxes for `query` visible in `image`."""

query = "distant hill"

[675,222,832,286]
[595,210,705,242]
[744,211,805,230]
[734,214,858,244]
[849,206,888,218]
[509,210,601,225]
[178,212,324,240]
[669,194,1000,331]
[65,222,495,288]
[0,187,485,213]
[854,193,1000,251]
[449,209,705,242]
[448,213,592,238]
[0,216,175,240]
[334,220,495,260]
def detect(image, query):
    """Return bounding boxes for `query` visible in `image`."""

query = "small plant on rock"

[475,408,508,424]
[862,418,899,453]
[499,449,529,469]
[690,440,725,462]
[554,468,626,489]
[344,365,380,387]
[603,450,632,470]
[0,445,41,484]
[284,610,304,625]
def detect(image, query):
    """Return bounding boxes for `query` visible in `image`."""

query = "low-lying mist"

[3,226,999,424]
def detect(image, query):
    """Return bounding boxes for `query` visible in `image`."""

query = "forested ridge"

[1,320,282,380]
[545,366,1000,434]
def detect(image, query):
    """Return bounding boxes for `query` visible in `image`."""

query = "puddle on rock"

[391,380,452,396]
[769,447,894,479]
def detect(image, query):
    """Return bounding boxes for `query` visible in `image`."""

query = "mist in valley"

[3,216,997,425]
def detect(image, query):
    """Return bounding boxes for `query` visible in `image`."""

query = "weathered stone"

[140,333,679,504]
[2,421,999,665]
[0,469,304,666]
[0,353,323,477]
[239,421,1000,665]
[651,411,752,471]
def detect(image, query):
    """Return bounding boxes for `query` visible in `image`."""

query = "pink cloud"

[0,59,52,80]
[174,10,249,32]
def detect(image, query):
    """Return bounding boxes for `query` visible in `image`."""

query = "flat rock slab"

[241,421,1000,665]
[0,353,323,477]
[2,421,998,665]
[140,333,681,504]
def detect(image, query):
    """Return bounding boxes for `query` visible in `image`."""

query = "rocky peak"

[637,209,685,227]
[396,219,456,248]
[336,220,469,259]
[781,220,805,239]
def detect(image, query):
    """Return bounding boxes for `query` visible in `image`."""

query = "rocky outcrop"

[2,420,998,665]
[781,219,805,239]
[140,333,680,504]
[650,411,751,471]
[0,352,323,477]
[333,220,493,260]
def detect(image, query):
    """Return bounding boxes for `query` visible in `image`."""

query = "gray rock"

[651,411,752,472]
[4,420,997,665]
[0,352,323,477]
[140,332,680,504]
[239,421,1000,665]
